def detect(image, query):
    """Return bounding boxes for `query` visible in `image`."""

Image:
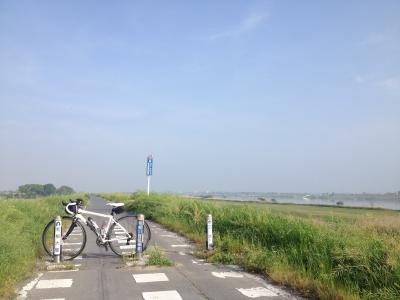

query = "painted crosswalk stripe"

[115,235,127,239]
[36,279,73,289]
[161,234,176,238]
[121,251,134,255]
[17,272,43,299]
[171,244,190,248]
[69,233,82,236]
[212,271,244,279]
[133,273,169,283]
[118,239,135,244]
[49,269,79,273]
[142,290,182,300]
[236,287,278,298]
[120,245,135,249]
[63,242,82,246]
[74,256,82,260]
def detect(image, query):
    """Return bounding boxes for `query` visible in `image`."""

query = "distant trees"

[43,183,57,196]
[18,184,45,197]
[56,185,75,195]
[17,183,75,197]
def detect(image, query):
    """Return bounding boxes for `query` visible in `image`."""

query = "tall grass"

[0,194,88,299]
[101,192,400,300]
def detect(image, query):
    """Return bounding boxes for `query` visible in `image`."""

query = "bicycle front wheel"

[42,216,86,260]
[108,215,151,256]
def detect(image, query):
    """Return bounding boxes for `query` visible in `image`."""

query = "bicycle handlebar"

[63,199,84,215]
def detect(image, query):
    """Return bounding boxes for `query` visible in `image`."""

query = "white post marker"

[206,214,213,250]
[54,215,62,263]
[136,214,145,259]
[146,154,153,196]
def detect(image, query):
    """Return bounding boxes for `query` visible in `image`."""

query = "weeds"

[0,194,89,299]
[100,192,400,300]
[145,247,173,267]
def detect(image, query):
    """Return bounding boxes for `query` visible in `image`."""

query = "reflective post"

[136,214,144,259]
[54,215,62,263]
[206,214,213,251]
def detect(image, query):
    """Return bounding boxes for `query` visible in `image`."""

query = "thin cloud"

[200,12,268,41]
[354,73,400,93]
[379,76,400,91]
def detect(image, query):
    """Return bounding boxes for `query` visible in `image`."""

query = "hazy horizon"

[1,1,399,194]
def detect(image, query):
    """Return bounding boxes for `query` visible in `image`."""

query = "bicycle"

[42,198,151,260]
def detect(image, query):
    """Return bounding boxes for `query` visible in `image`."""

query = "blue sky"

[0,1,399,193]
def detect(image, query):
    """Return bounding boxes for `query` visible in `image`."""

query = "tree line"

[17,184,75,197]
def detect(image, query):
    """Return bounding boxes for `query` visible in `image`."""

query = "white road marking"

[16,272,43,300]
[62,242,82,245]
[178,251,186,256]
[142,290,182,300]
[120,245,136,249]
[69,233,82,236]
[118,239,136,244]
[36,279,73,289]
[121,251,134,255]
[161,234,176,238]
[133,273,169,283]
[115,235,127,239]
[171,244,190,248]
[41,298,65,300]
[73,256,82,260]
[237,287,278,298]
[212,271,244,279]
[49,269,79,273]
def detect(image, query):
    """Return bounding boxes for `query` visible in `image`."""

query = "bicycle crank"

[96,237,109,251]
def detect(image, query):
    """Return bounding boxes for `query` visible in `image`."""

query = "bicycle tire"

[42,216,87,260]
[108,215,151,256]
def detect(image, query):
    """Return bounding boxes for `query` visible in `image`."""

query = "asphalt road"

[19,195,300,300]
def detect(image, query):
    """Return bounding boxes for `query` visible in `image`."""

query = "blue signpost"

[146,155,153,196]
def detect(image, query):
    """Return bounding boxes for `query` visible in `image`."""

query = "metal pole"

[147,176,150,196]
[54,215,62,263]
[206,214,213,251]
[136,214,145,259]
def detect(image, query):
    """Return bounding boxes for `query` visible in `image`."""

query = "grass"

[99,192,400,300]
[145,246,174,267]
[0,193,89,299]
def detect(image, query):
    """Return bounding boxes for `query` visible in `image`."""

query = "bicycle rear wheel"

[108,215,151,256]
[42,216,86,260]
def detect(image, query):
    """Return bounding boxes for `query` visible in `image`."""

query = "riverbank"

[0,194,88,299]
[98,192,400,300]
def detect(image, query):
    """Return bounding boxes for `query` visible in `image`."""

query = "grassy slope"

[0,194,88,299]
[97,192,400,300]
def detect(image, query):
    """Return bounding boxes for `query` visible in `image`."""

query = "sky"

[0,0,399,193]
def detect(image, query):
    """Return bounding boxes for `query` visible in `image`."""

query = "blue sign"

[136,219,144,253]
[146,155,153,176]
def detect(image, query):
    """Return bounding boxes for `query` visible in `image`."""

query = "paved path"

[18,195,300,300]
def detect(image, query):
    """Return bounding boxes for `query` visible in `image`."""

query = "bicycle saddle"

[106,203,125,207]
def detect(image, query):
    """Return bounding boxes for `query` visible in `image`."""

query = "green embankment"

[0,194,88,299]
[97,192,400,300]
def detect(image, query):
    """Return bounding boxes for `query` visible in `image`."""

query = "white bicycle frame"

[66,204,131,243]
